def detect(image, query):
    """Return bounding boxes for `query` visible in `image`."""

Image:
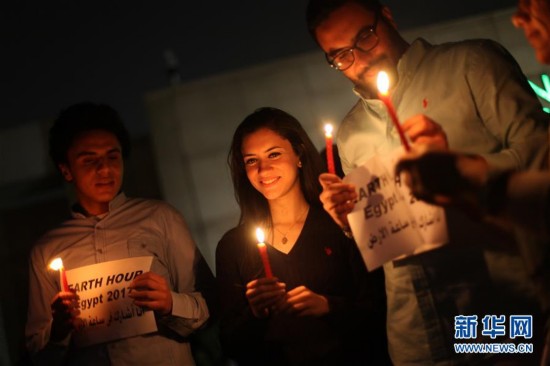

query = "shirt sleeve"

[156,204,209,336]
[337,100,368,175]
[467,40,549,176]
[337,137,353,176]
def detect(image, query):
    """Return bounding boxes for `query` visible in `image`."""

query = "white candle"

[49,257,70,292]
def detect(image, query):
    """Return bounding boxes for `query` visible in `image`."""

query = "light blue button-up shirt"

[337,38,548,365]
[26,193,209,365]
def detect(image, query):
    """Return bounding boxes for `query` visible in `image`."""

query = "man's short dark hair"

[49,102,131,167]
[306,0,382,43]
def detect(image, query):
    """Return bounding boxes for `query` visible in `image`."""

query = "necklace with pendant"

[274,206,309,245]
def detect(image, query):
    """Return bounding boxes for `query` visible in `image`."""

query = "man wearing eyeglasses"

[392,0,550,363]
[307,0,548,364]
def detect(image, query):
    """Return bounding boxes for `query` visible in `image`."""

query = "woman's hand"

[245,277,286,318]
[275,286,329,317]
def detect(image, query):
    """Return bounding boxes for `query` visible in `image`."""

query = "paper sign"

[344,149,448,270]
[65,256,157,347]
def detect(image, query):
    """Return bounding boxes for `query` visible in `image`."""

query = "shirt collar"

[71,192,127,219]
[396,38,431,82]
[352,38,432,102]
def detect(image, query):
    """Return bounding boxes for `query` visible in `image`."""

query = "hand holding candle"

[324,123,336,174]
[256,228,273,278]
[377,71,410,151]
[48,259,82,340]
[49,257,70,292]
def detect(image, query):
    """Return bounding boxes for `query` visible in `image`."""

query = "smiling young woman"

[216,107,390,365]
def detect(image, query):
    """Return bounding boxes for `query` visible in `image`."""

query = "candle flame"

[324,123,333,138]
[49,257,64,271]
[256,227,265,244]
[377,71,390,96]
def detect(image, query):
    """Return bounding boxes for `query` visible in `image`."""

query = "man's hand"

[245,277,286,318]
[274,286,329,317]
[50,290,81,342]
[319,173,357,229]
[129,272,173,316]
[402,114,448,150]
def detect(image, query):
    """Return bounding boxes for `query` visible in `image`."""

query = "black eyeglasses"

[325,12,380,71]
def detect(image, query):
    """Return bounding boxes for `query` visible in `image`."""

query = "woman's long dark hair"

[228,107,324,227]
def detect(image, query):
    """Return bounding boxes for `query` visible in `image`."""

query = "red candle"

[255,228,273,278]
[377,71,410,152]
[324,124,336,174]
[49,257,70,292]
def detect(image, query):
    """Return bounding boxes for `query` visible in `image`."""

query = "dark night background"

[2,0,517,136]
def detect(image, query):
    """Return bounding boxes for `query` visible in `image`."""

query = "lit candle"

[49,257,70,292]
[255,228,273,278]
[377,71,410,151]
[324,123,336,174]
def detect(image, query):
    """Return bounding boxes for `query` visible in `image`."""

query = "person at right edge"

[216,107,390,365]
[394,0,550,364]
[306,0,549,364]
